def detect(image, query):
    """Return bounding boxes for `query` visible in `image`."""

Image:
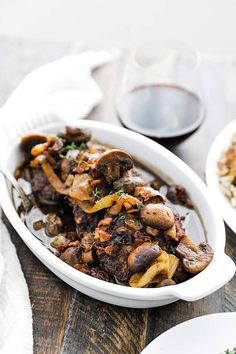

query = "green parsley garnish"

[137,204,143,211]
[118,187,125,198]
[93,187,101,199]
[118,213,125,221]
[59,142,77,158]
[170,245,176,254]
[79,142,86,151]
[113,212,126,223]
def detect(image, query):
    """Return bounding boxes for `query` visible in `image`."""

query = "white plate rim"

[206,119,236,234]
[141,312,236,354]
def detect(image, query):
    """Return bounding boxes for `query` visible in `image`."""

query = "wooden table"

[1,37,236,354]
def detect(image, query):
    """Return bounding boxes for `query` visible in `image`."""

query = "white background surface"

[0,0,236,54]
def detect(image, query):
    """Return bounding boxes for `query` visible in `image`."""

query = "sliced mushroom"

[20,134,47,153]
[128,242,161,273]
[95,149,133,184]
[176,235,214,274]
[113,175,146,194]
[140,203,175,230]
[60,247,80,266]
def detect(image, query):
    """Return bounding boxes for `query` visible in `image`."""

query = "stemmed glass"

[116,41,204,139]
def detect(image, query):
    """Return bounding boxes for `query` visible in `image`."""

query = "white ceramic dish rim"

[141,312,236,354]
[0,120,234,302]
[206,119,236,233]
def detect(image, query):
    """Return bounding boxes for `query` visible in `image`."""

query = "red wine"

[117,84,204,138]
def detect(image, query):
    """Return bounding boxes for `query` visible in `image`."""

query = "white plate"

[206,119,236,233]
[0,119,235,308]
[141,312,236,354]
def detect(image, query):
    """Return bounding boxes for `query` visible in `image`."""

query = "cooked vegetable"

[129,251,169,288]
[60,247,80,266]
[95,149,133,183]
[45,213,62,237]
[16,126,214,287]
[176,235,214,274]
[128,242,161,273]
[41,159,69,195]
[20,133,47,153]
[140,203,175,230]
[168,254,180,278]
[69,174,92,201]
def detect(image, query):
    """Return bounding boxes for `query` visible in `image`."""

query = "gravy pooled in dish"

[15,127,214,287]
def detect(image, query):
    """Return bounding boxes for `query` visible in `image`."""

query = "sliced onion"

[129,251,169,288]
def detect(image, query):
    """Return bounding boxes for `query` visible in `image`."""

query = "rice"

[218,133,236,207]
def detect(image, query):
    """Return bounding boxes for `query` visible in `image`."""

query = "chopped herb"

[113,212,126,223]
[59,142,77,158]
[137,204,143,211]
[118,213,125,221]
[93,187,101,199]
[170,245,176,254]
[68,142,76,150]
[118,187,125,198]
[79,142,86,151]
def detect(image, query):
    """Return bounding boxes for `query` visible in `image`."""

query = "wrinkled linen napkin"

[1,50,114,121]
[0,50,113,353]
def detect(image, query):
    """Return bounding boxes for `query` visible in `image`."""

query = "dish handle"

[170,254,235,301]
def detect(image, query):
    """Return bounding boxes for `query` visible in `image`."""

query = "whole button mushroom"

[128,242,161,273]
[60,247,80,266]
[140,203,175,230]
[95,149,133,184]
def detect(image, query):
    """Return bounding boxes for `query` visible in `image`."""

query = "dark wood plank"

[61,293,148,354]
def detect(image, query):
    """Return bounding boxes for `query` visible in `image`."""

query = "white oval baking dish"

[0,119,235,308]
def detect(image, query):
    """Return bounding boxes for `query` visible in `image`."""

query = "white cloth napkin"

[2,50,114,122]
[0,218,33,354]
[0,50,114,353]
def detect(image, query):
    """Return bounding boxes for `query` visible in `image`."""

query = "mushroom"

[113,175,146,194]
[140,203,175,230]
[59,126,91,143]
[128,242,161,273]
[176,235,214,274]
[134,186,166,203]
[60,247,80,266]
[51,234,69,251]
[20,134,47,153]
[82,250,94,264]
[45,213,62,237]
[95,149,133,184]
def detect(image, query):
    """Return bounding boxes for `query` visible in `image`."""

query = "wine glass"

[116,41,204,139]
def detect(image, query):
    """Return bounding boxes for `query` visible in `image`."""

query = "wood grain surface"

[1,36,236,354]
